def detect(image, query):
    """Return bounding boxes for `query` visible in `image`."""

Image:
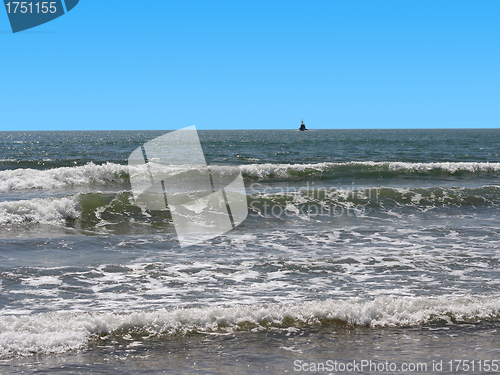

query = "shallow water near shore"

[3,321,500,374]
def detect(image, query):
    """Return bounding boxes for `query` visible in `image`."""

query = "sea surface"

[1,129,500,374]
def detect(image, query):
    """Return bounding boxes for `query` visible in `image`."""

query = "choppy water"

[1,129,500,374]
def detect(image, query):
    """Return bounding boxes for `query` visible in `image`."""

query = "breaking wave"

[249,185,500,212]
[1,161,500,192]
[1,295,500,358]
[240,161,500,180]
[0,162,129,192]
[1,185,499,229]
[0,196,80,226]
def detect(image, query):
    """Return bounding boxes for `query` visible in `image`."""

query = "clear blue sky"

[1,1,499,130]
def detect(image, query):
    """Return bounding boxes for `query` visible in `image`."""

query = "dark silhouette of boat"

[299,119,307,131]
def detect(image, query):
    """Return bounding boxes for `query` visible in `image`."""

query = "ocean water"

[1,129,500,374]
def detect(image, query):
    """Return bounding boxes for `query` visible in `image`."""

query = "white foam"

[240,162,331,179]
[0,196,80,226]
[0,162,129,192]
[1,295,500,358]
[241,161,500,179]
[1,161,499,193]
[382,161,500,173]
[22,276,63,287]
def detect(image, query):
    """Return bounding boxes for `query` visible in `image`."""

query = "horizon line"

[1,127,500,132]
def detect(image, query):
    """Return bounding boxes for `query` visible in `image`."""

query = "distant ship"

[299,119,307,131]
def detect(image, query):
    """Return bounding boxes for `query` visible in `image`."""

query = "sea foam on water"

[2,296,500,358]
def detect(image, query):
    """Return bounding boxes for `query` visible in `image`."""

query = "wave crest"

[0,162,129,192]
[0,196,80,226]
[241,161,500,180]
[1,296,500,358]
[2,161,500,192]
